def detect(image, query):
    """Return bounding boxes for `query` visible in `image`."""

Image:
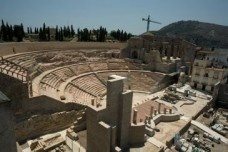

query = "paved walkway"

[191,120,228,144]
[147,137,166,148]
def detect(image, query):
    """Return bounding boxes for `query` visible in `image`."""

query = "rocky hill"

[154,20,228,48]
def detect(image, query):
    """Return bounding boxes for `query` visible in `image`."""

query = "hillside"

[154,20,228,48]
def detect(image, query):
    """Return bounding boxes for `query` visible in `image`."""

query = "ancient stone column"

[91,99,95,106]
[169,109,172,114]
[150,106,154,117]
[158,103,161,114]
[144,116,148,124]
[164,108,167,114]
[154,109,157,116]
[133,109,138,124]
[146,115,151,124]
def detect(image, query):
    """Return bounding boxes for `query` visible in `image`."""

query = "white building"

[191,49,228,93]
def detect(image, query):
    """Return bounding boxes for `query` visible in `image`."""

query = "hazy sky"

[1,0,228,35]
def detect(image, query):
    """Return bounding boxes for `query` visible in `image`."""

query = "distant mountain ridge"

[153,20,228,48]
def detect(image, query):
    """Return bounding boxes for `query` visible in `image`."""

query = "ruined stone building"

[121,32,197,74]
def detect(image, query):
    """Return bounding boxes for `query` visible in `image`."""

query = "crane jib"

[142,15,161,32]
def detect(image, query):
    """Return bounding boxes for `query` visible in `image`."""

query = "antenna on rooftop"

[142,15,161,32]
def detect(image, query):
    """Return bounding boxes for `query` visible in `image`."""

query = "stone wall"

[155,62,177,73]
[17,95,85,117]
[0,101,17,152]
[15,109,86,142]
[153,114,181,125]
[129,123,145,146]
[0,73,28,111]
[150,73,179,93]
[165,119,191,148]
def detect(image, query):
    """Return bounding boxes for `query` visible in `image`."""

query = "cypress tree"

[60,27,63,41]
[20,23,25,37]
[1,20,7,41]
[120,30,123,41]
[42,23,46,41]
[14,24,23,42]
[6,23,10,41]
[9,25,13,41]
[55,26,59,40]
[63,26,66,37]
[47,26,50,41]
[67,25,70,37]
[38,28,42,41]
[96,30,99,42]
[123,31,128,41]
[70,25,75,37]
[77,28,80,41]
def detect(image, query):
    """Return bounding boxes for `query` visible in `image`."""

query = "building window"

[204,73,209,77]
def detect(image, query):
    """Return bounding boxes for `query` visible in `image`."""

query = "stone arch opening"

[132,50,138,59]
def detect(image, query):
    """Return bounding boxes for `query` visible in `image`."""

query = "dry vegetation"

[0,42,127,56]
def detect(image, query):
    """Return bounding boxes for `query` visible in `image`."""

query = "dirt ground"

[154,120,187,144]
[0,42,127,56]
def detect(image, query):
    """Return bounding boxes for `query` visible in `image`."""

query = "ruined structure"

[87,75,145,151]
[121,32,197,74]
[1,35,227,151]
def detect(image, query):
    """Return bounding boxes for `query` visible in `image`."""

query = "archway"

[132,51,138,59]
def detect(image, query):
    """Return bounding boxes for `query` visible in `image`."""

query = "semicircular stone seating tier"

[36,61,165,106]
[2,50,88,82]
[0,50,60,81]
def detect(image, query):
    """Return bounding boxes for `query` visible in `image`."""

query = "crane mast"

[142,15,161,32]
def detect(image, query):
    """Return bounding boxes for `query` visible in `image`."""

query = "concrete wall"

[118,91,133,148]
[86,76,146,151]
[86,107,111,152]
[106,77,124,126]
[129,123,145,146]
[0,102,17,152]
[153,114,181,125]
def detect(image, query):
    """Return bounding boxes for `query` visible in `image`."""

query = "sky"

[0,0,228,35]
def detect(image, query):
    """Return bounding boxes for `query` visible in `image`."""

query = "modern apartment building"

[191,49,228,93]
